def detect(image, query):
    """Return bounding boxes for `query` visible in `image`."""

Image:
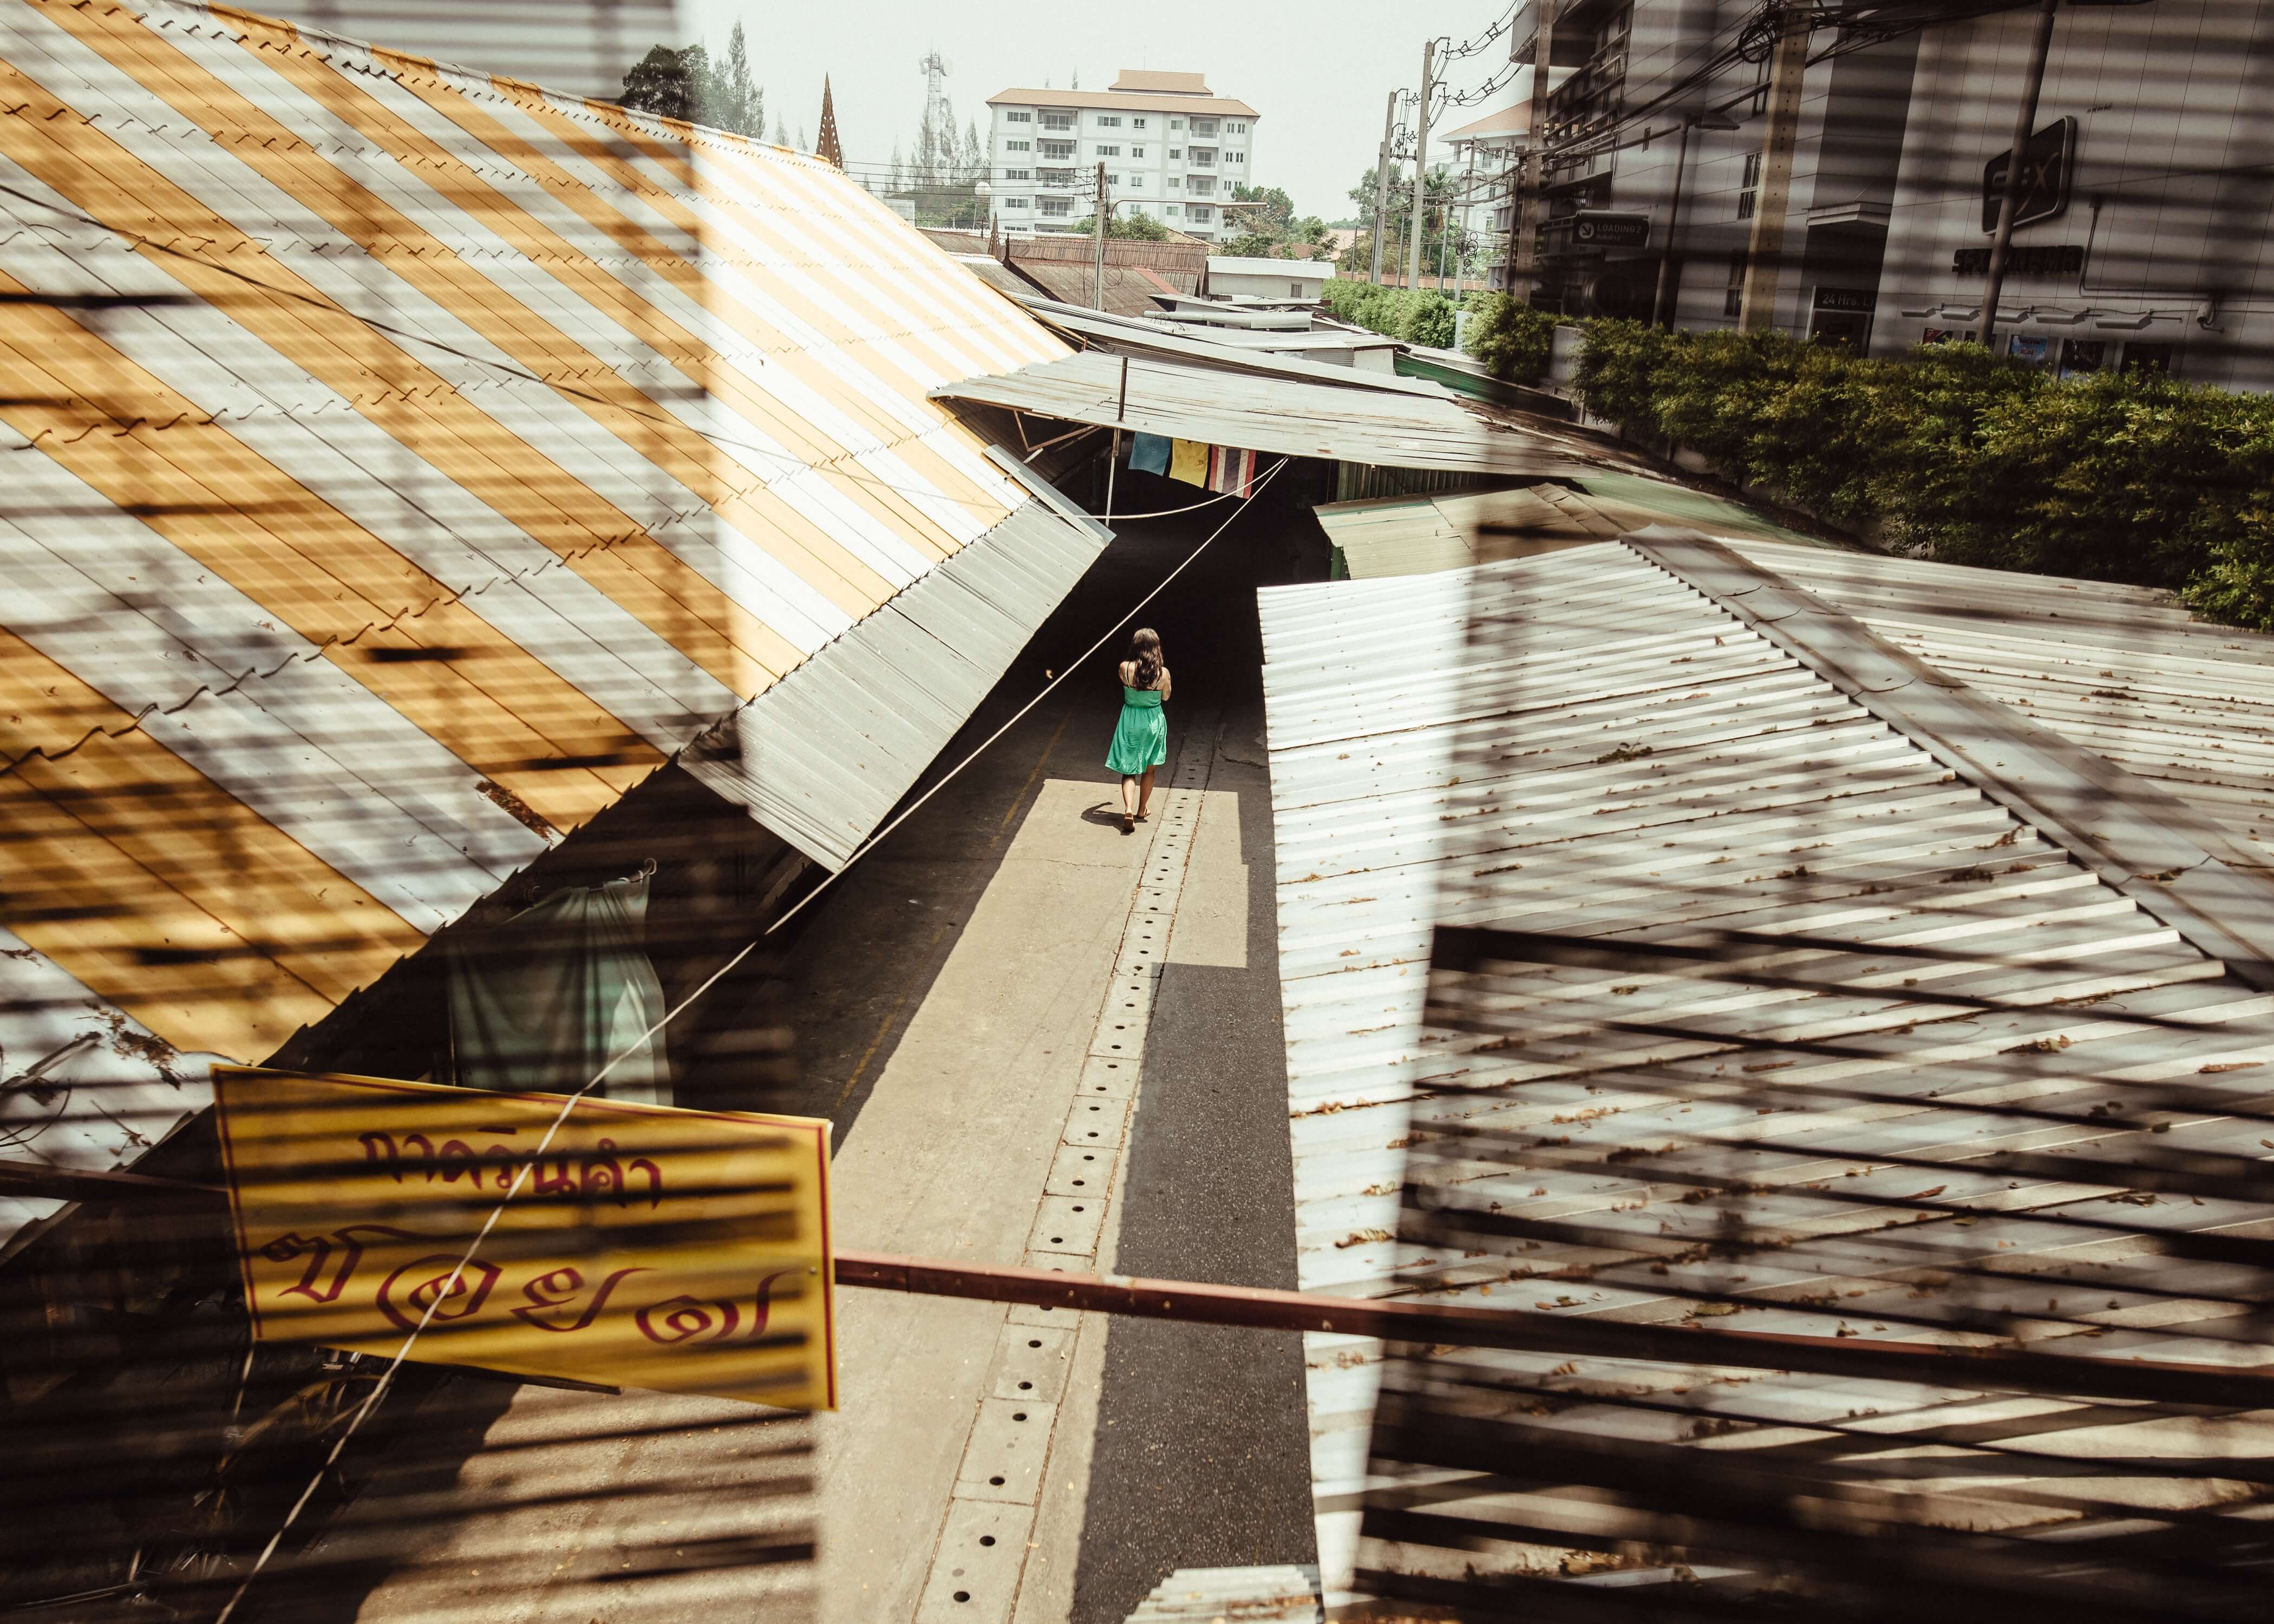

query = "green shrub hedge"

[1462,294,1557,385]
[1317,278,1458,350]
[1572,320,2274,628]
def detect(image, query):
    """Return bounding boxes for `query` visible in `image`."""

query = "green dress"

[1107,682,1167,775]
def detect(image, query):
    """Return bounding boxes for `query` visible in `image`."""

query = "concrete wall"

[1874,0,2274,387]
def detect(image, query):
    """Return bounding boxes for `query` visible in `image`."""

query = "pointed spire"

[816,75,843,169]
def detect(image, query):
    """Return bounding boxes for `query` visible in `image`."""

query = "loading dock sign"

[1572,211,1652,248]
[214,1066,836,1409]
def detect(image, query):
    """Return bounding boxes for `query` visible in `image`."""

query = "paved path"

[318,477,1324,1624]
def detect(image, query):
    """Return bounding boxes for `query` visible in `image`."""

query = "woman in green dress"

[1107,628,1171,834]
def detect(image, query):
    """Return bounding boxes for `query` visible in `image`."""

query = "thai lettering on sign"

[213,1066,835,1409]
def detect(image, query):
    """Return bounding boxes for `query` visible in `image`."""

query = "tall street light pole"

[1978,0,2062,354]
[1407,38,1436,289]
[1370,89,1397,283]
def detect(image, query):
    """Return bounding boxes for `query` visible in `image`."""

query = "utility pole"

[1735,12,1809,333]
[1651,118,1694,328]
[1508,9,1557,303]
[1092,161,1107,310]
[1369,89,1397,284]
[1407,38,1436,290]
[1979,0,2062,354]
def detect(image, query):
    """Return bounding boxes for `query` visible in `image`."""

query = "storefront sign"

[214,1066,835,1409]
[1572,211,1652,248]
[1812,286,1878,313]
[1951,243,2083,277]
[1982,117,2075,233]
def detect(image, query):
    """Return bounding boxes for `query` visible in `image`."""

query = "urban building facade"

[1439,102,1529,287]
[984,70,1258,243]
[1510,0,2272,385]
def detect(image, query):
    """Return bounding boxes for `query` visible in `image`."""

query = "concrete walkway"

[293,479,1322,1624]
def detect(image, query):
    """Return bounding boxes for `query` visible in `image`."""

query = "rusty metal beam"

[15,1157,2270,1408]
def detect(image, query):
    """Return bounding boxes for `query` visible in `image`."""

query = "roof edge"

[1624,527,2274,989]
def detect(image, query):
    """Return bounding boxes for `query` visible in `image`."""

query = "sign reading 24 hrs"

[213,1066,835,1409]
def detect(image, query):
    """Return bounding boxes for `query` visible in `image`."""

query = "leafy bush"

[1318,278,1458,349]
[1573,322,2274,627]
[1462,294,1557,384]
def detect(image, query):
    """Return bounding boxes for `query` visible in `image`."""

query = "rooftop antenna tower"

[918,48,952,139]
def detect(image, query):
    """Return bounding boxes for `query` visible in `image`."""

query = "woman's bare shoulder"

[1118,659,1136,683]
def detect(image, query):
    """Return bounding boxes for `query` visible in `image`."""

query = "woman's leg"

[1136,765,1157,818]
[1121,774,1138,817]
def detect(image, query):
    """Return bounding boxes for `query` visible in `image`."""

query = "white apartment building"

[983,70,1259,244]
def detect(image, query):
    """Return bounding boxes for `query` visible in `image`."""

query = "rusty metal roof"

[0,0,1088,1237]
[1260,537,2274,1613]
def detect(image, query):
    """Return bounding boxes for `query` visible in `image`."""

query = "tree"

[1232,184,1296,235]
[710,22,762,135]
[619,45,697,121]
[617,31,761,135]
[1068,213,1171,241]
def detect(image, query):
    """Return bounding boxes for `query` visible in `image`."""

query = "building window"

[1289,280,1305,297]
[1042,113,1074,131]
[1096,145,1121,156]
[1041,142,1075,160]
[1097,115,1121,127]
[1736,153,1760,220]
[2122,341,2175,377]
[1164,204,1180,217]
[1228,121,1247,134]
[1723,251,1747,318]
[1005,139,1030,152]
[1002,197,1031,210]
[1003,168,1031,181]
[1187,175,1215,195]
[1132,145,1146,158]
[1005,110,1032,123]
[1167,147,1182,160]
[1188,205,1213,223]
[1040,168,1076,186]
[1170,118,1184,130]
[1228,152,1245,164]
[1133,116,1147,129]
[1040,197,1071,217]
[1191,148,1216,166]
[1106,173,1122,186]
[1193,118,1218,136]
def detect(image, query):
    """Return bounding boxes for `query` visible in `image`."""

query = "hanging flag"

[1168,437,1208,486]
[1129,431,1172,476]
[1207,446,1258,498]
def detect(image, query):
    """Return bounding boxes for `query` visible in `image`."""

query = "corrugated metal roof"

[930,350,1605,477]
[1315,479,1832,581]
[1260,540,2274,1611]
[0,0,1088,1223]
[1005,297,1458,397]
[1725,538,2274,873]
[681,500,1106,868]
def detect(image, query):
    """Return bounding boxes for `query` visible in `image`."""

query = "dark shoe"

[1121,813,1134,834]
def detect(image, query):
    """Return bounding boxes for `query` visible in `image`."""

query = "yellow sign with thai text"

[213,1066,834,1409]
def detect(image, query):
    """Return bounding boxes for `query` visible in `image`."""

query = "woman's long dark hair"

[1128,627,1162,690]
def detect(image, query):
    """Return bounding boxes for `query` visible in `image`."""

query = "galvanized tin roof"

[0,0,1085,1223]
[1260,540,2274,1612]
[1314,478,1831,582]
[1726,538,2274,873]
[930,349,1605,477]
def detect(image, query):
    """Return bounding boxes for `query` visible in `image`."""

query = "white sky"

[679,0,1524,221]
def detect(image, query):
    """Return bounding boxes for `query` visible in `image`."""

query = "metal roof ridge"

[1623,526,2274,988]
